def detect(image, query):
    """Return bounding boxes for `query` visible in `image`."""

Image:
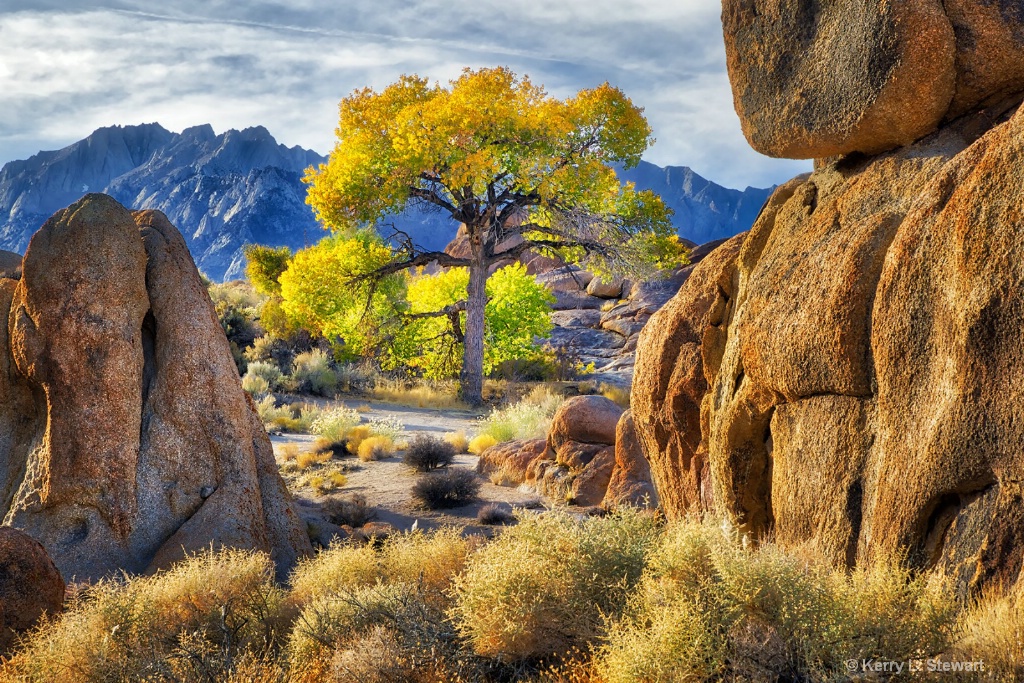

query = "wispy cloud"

[0,2,809,189]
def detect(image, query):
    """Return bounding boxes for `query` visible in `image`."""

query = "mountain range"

[0,123,773,281]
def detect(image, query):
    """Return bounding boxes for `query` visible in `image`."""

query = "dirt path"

[271,397,547,540]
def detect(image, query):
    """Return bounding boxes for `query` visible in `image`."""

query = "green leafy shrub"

[411,470,480,509]
[452,508,660,661]
[402,434,456,471]
[244,361,283,391]
[291,349,338,396]
[242,372,271,396]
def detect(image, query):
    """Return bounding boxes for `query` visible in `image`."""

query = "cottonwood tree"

[304,67,676,405]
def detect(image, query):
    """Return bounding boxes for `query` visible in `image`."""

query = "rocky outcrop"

[632,233,746,518]
[547,396,623,451]
[1,194,311,582]
[475,439,548,483]
[0,527,64,651]
[602,411,659,509]
[634,98,1024,594]
[724,0,1024,159]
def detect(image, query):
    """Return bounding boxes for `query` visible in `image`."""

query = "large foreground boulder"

[724,0,1024,158]
[0,527,64,651]
[1,194,311,581]
[634,101,1024,594]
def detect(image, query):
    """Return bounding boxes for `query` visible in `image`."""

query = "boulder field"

[635,1,1024,595]
[0,194,311,585]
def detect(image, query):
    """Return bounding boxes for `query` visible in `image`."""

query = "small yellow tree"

[305,67,674,404]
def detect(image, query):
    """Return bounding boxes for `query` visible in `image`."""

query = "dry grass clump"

[468,433,497,455]
[403,434,457,471]
[371,379,468,410]
[488,464,522,487]
[478,386,563,444]
[948,585,1024,680]
[4,549,283,683]
[344,425,372,454]
[307,471,348,495]
[295,449,330,470]
[477,503,515,526]
[444,430,470,453]
[453,508,660,661]
[286,529,478,681]
[358,436,396,462]
[599,382,630,408]
[411,470,481,510]
[311,437,345,458]
[595,517,957,683]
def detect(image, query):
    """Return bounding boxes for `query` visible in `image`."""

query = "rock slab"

[1,194,312,581]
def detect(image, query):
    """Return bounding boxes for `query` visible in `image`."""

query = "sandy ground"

[271,397,548,539]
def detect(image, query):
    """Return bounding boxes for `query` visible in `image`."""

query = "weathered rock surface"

[633,233,746,518]
[476,439,548,484]
[570,447,615,507]
[724,0,1024,159]
[0,527,64,651]
[633,99,1024,593]
[1,194,311,581]
[603,411,659,509]
[547,395,623,452]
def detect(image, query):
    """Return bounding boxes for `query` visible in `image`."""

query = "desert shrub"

[306,471,347,495]
[5,549,283,683]
[453,508,660,661]
[367,414,405,441]
[322,493,375,528]
[335,361,381,393]
[242,372,271,396]
[345,425,372,454]
[477,503,515,526]
[291,350,338,396]
[411,470,480,509]
[595,517,958,683]
[476,384,564,444]
[312,437,346,459]
[245,361,284,391]
[286,582,466,682]
[358,436,396,462]
[309,406,361,443]
[443,430,470,453]
[256,395,292,427]
[403,434,457,471]
[468,434,498,455]
[951,585,1024,680]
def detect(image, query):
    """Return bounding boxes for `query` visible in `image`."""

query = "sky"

[0,1,810,190]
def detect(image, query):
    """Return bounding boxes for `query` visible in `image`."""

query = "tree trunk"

[460,251,488,406]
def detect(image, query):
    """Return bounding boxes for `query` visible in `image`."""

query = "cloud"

[0,2,810,189]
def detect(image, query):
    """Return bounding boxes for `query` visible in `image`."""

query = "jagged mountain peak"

[0,123,773,281]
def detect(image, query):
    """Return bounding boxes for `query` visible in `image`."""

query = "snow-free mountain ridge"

[0,123,773,280]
